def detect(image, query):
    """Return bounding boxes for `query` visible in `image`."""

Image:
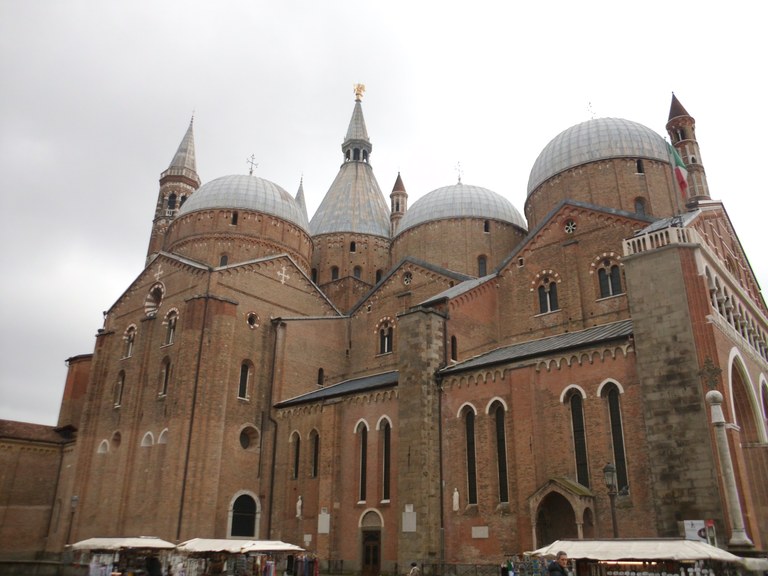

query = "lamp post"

[603,463,619,538]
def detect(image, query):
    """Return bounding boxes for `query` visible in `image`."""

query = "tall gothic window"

[159,358,171,396]
[357,422,368,502]
[164,311,177,345]
[492,402,509,503]
[463,407,478,505]
[114,371,125,407]
[569,391,589,487]
[238,363,250,399]
[603,383,628,492]
[310,430,320,478]
[292,432,301,479]
[123,326,136,358]
[478,255,487,277]
[381,420,391,501]
[379,322,393,354]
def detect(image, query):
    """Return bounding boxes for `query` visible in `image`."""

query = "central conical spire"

[162,116,200,186]
[341,84,372,164]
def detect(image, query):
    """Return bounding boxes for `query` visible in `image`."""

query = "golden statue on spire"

[354,83,366,101]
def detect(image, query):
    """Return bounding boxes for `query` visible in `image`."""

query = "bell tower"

[389,172,408,236]
[666,94,710,206]
[146,117,200,262]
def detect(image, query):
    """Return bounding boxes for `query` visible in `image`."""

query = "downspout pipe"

[266,318,286,538]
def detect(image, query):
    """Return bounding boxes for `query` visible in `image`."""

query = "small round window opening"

[403,272,412,286]
[246,313,260,329]
[564,219,577,234]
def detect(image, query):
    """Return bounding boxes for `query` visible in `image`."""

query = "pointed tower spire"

[341,84,372,163]
[295,176,308,224]
[146,117,202,262]
[390,172,408,236]
[666,93,710,206]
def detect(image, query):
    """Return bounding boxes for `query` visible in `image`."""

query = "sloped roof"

[441,320,633,375]
[276,371,398,408]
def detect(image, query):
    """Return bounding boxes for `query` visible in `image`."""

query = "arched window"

[238,363,251,400]
[450,336,458,361]
[635,159,644,174]
[167,193,177,210]
[463,407,478,504]
[114,371,125,407]
[378,322,393,354]
[311,268,318,283]
[483,220,490,233]
[381,420,391,501]
[634,197,647,216]
[375,269,383,283]
[602,383,628,492]
[478,255,487,277]
[569,391,589,487]
[357,422,368,502]
[219,254,229,266]
[144,284,164,317]
[231,211,239,225]
[291,432,301,479]
[317,368,324,386]
[537,278,559,314]
[350,241,357,253]
[492,402,509,503]
[231,494,256,537]
[331,266,339,281]
[353,266,362,279]
[123,326,136,358]
[159,358,171,396]
[598,260,623,298]
[164,311,177,345]
[310,430,320,478]
[353,148,360,161]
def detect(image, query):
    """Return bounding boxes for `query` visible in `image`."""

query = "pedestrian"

[547,551,568,576]
[409,562,421,576]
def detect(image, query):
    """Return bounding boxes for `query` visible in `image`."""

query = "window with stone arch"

[290,431,301,479]
[355,420,369,502]
[460,404,478,505]
[167,193,177,210]
[376,318,394,355]
[488,400,509,503]
[159,357,172,396]
[144,282,165,317]
[163,309,178,346]
[114,371,126,407]
[564,387,589,488]
[123,325,137,358]
[378,417,392,502]
[760,379,768,435]
[592,255,623,298]
[599,380,628,492]
[478,255,487,277]
[532,271,560,314]
[230,493,257,537]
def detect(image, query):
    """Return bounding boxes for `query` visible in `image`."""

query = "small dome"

[527,118,670,196]
[178,174,309,231]
[396,183,526,236]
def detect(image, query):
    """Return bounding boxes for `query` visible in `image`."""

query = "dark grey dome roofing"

[396,183,527,236]
[527,118,670,196]
[177,174,310,231]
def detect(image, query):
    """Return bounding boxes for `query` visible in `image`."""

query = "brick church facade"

[2,90,767,570]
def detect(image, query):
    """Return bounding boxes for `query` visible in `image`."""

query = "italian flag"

[668,142,689,198]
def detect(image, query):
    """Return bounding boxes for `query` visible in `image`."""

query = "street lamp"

[66,495,79,545]
[602,463,619,538]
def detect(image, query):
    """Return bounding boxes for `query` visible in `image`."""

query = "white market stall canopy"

[176,538,303,554]
[72,537,176,551]
[531,539,745,563]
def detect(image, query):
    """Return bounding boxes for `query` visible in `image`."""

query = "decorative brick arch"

[528,477,595,549]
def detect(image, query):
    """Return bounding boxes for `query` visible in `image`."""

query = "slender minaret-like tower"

[389,172,407,236]
[666,94,710,206]
[146,118,201,262]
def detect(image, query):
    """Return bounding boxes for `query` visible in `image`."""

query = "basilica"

[1,89,767,572]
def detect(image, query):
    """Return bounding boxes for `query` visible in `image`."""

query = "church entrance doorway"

[361,530,381,576]
[536,491,577,546]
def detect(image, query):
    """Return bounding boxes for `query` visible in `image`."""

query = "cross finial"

[456,161,463,184]
[699,356,722,390]
[247,154,258,176]
[587,101,596,119]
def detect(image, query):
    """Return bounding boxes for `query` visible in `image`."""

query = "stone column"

[705,390,753,547]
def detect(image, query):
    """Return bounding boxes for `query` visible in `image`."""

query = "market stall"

[172,538,304,576]
[71,536,176,576]
[531,539,767,576]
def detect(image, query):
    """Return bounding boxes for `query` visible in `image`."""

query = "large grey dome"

[527,118,670,196]
[178,174,310,231]
[396,183,527,236]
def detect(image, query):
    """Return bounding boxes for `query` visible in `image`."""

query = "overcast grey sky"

[1,1,765,425]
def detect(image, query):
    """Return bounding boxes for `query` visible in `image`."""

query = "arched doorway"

[536,492,577,547]
[229,492,260,538]
[360,510,382,576]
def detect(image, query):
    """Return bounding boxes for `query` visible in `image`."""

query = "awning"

[531,539,745,563]
[175,538,303,554]
[72,537,176,551]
